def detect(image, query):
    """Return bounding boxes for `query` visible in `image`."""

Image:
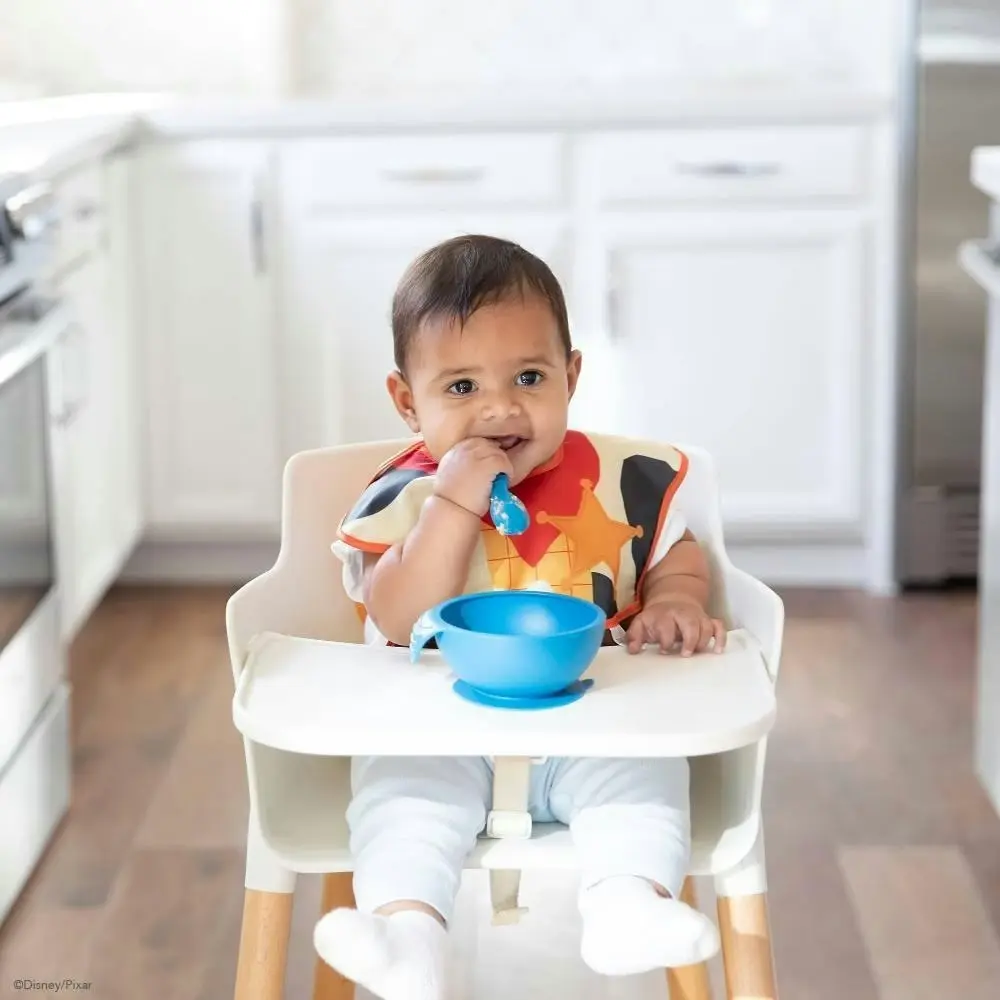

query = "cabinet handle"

[61,321,88,417]
[381,167,486,185]
[607,261,620,342]
[74,201,100,221]
[54,400,83,428]
[675,160,782,178]
[250,182,267,275]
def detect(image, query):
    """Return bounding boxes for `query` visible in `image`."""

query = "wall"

[0,0,286,98]
[293,0,904,97]
[0,0,907,100]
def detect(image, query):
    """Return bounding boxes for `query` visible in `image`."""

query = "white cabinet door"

[103,153,143,559]
[45,155,143,640]
[281,215,572,451]
[51,256,119,638]
[140,142,280,535]
[590,210,868,540]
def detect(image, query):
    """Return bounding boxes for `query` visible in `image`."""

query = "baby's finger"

[465,436,498,454]
[697,616,716,652]
[677,614,701,656]
[484,444,515,476]
[625,614,647,654]
[472,436,503,458]
[653,613,679,654]
[712,619,727,652]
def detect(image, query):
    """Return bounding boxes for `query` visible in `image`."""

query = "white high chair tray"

[233,628,775,759]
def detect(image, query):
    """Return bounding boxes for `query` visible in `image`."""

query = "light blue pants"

[347,755,690,923]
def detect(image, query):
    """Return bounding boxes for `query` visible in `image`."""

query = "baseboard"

[726,541,869,588]
[121,537,871,589]
[120,539,280,584]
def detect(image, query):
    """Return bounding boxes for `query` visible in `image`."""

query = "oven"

[0,300,65,665]
[0,174,73,925]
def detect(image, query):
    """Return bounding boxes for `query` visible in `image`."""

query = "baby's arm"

[362,496,481,645]
[363,436,513,645]
[627,530,726,655]
[640,529,711,610]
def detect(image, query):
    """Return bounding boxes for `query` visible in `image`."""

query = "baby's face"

[388,294,581,484]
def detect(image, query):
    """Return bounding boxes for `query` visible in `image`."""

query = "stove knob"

[4,181,56,241]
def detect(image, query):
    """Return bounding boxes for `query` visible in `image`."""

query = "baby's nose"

[480,388,522,418]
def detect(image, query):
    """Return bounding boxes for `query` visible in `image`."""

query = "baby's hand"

[625,597,726,657]
[434,437,514,517]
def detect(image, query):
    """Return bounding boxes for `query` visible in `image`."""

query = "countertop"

[0,84,893,182]
[973,146,1000,203]
[0,115,138,181]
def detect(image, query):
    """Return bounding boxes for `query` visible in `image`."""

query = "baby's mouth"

[490,435,526,452]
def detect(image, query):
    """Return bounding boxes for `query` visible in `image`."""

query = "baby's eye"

[447,379,476,396]
[516,370,544,387]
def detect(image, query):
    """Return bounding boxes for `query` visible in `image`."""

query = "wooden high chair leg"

[716,893,777,1000]
[313,872,357,1000]
[666,877,714,1000]
[234,889,294,1000]
[235,812,297,1000]
[713,828,777,999]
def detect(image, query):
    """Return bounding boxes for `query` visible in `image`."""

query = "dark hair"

[391,234,572,371]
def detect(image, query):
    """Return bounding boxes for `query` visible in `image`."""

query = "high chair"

[225,438,784,1000]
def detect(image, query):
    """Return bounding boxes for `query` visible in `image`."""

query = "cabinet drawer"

[52,162,105,272]
[587,127,867,205]
[0,597,63,770]
[0,683,70,924]
[282,134,565,211]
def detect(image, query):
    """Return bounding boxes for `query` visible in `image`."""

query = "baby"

[315,235,725,999]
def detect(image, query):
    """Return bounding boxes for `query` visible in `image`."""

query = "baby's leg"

[314,755,491,1000]
[546,756,719,975]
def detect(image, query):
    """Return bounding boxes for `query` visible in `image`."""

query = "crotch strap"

[487,756,534,925]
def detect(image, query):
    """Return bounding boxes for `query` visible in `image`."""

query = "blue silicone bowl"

[409,590,605,699]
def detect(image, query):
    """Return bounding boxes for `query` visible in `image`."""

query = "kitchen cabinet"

[277,128,873,545]
[47,154,143,639]
[50,261,111,639]
[277,136,574,451]
[124,118,890,587]
[105,154,144,563]
[138,141,281,536]
[589,209,868,540]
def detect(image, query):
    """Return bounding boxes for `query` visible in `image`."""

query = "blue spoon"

[489,473,530,537]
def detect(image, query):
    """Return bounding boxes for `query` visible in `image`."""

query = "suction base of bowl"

[452,677,594,711]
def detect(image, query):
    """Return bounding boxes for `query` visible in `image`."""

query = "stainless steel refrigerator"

[897,2,1000,584]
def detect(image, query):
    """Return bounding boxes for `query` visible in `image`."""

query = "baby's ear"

[386,370,420,432]
[566,349,583,398]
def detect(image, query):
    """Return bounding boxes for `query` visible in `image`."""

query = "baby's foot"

[579,876,720,976]
[313,908,447,1000]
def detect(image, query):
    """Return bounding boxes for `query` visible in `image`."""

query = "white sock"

[579,876,720,976]
[313,908,448,1000]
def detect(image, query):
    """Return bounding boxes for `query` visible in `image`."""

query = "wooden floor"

[2,585,1000,999]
